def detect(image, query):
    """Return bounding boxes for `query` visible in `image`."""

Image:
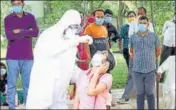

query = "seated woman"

[0,62,8,106]
[73,51,114,109]
[0,62,19,106]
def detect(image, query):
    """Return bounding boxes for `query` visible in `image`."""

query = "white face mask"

[1,68,6,75]
[91,54,102,67]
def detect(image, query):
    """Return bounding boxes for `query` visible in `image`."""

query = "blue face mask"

[104,17,112,23]
[138,24,147,32]
[12,6,23,14]
[1,69,6,75]
[95,18,104,25]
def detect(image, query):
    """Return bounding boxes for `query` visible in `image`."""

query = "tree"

[140,0,146,7]
[145,1,174,37]
[117,1,129,29]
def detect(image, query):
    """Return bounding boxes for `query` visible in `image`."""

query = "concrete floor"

[1,85,174,109]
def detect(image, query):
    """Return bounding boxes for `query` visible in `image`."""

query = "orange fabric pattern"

[84,23,108,38]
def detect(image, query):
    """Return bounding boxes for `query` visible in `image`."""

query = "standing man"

[159,15,175,82]
[84,9,109,62]
[117,11,136,103]
[128,7,154,37]
[129,16,161,109]
[117,7,155,104]
[104,9,122,50]
[4,0,39,109]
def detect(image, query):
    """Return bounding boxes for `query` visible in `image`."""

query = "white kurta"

[26,10,87,109]
[162,20,175,47]
[128,19,154,37]
[157,56,175,109]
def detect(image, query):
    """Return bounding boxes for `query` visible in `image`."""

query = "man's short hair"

[93,9,104,16]
[127,11,136,17]
[139,16,149,22]
[138,7,147,14]
[104,9,113,16]
[11,0,24,2]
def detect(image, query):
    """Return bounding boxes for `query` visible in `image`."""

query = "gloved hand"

[69,37,80,47]
[78,35,93,45]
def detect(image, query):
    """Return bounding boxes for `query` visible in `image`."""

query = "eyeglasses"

[68,24,80,30]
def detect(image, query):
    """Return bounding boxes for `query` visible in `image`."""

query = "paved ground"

[0,89,125,109]
[0,89,138,109]
[1,85,173,109]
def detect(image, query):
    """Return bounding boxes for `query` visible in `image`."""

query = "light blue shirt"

[129,32,160,73]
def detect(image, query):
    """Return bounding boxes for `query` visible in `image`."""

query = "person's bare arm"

[87,74,107,96]
[106,40,110,51]
[129,36,134,59]
[84,43,91,63]
[87,63,109,96]
[129,48,134,59]
[155,33,161,58]
[73,88,80,109]
[156,47,161,58]
[84,25,92,63]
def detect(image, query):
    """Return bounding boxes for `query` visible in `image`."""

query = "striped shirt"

[129,32,160,73]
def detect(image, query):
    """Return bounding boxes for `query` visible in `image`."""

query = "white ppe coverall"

[157,56,175,109]
[26,9,92,109]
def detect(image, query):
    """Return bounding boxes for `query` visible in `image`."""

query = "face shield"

[90,50,116,73]
[63,24,82,39]
[91,51,108,67]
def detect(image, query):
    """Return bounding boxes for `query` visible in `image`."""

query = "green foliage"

[145,1,174,37]
[1,1,11,37]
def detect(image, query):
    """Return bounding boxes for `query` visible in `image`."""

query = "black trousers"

[123,48,129,68]
[159,45,176,82]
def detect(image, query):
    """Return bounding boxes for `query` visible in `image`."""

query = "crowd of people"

[0,0,175,109]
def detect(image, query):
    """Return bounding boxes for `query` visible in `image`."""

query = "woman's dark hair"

[104,9,113,16]
[11,0,24,2]
[139,15,149,22]
[92,9,104,16]
[0,62,6,69]
[106,51,116,73]
[127,11,136,17]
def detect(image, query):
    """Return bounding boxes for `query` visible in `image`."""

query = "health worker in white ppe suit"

[26,9,93,109]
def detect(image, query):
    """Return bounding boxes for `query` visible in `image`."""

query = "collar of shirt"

[137,31,149,37]
[11,11,28,18]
